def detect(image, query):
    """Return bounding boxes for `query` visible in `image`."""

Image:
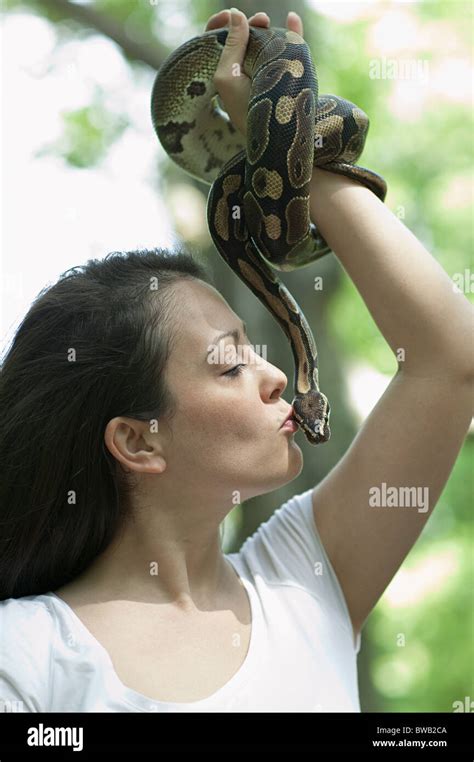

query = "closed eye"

[222,364,247,378]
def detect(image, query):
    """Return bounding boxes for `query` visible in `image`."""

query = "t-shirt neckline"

[45,553,263,711]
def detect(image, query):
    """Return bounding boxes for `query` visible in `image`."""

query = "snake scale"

[151,25,387,445]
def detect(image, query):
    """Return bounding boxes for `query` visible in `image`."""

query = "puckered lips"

[279,406,297,429]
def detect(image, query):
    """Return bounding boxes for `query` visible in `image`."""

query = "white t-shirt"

[0,487,361,713]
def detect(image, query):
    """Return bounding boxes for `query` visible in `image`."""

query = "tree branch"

[36,0,168,70]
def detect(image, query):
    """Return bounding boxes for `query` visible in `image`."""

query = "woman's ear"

[104,417,167,475]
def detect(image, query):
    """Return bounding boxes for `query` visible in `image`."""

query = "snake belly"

[151,25,387,445]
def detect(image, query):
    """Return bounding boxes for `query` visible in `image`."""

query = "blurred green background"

[2,0,472,712]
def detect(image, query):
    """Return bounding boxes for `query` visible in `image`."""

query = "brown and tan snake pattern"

[151,25,387,445]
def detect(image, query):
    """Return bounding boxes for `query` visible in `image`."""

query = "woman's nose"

[260,358,288,400]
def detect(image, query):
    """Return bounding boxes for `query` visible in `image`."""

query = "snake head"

[293,390,331,445]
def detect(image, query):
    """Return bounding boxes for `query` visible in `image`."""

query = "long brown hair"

[0,247,212,600]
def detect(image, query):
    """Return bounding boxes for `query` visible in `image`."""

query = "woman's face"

[160,278,303,501]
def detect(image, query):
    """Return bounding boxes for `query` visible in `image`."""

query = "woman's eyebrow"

[206,320,247,359]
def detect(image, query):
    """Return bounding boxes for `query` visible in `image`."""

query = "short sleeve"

[0,597,54,712]
[238,488,361,653]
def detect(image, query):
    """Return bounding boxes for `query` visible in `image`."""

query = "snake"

[150,25,387,445]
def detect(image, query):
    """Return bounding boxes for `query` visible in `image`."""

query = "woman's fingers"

[213,8,249,93]
[211,8,253,137]
[248,12,270,27]
[214,8,249,75]
[287,11,304,36]
[205,9,302,35]
[206,9,270,31]
[205,10,230,31]
[204,8,303,139]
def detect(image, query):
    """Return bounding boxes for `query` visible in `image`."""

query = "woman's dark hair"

[0,247,213,600]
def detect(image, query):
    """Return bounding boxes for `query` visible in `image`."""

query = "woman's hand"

[205,9,304,138]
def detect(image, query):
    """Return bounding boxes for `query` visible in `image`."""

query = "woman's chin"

[279,444,304,481]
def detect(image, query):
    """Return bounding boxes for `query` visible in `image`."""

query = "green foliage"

[36,93,128,168]
[369,441,473,711]
[97,0,158,42]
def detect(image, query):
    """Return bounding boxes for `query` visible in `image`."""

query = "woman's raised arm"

[309,167,473,634]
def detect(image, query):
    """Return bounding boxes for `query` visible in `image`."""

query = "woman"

[0,9,472,713]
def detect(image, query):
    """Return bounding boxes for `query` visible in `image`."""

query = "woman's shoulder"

[0,592,88,656]
[0,593,73,670]
[0,594,58,712]
[0,593,59,657]
[0,592,55,620]
[234,487,361,651]
[0,592,57,620]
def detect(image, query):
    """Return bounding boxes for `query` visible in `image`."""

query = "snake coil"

[151,25,387,445]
